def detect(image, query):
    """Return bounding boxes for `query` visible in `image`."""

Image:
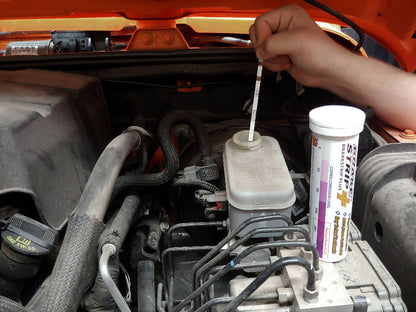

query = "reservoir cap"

[232,130,262,150]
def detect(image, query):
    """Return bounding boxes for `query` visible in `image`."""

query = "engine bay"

[0,50,412,312]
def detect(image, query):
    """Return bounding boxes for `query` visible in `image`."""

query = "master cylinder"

[223,130,296,236]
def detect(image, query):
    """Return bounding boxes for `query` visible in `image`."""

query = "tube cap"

[309,105,365,137]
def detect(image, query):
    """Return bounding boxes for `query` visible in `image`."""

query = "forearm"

[251,4,416,130]
[320,51,416,130]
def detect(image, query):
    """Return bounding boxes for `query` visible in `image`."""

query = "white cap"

[309,105,365,137]
[232,130,262,150]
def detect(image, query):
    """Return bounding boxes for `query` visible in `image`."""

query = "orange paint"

[127,27,188,51]
[0,0,414,71]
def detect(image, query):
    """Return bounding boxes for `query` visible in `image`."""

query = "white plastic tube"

[309,105,365,262]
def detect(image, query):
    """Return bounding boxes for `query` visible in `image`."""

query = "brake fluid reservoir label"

[309,134,358,262]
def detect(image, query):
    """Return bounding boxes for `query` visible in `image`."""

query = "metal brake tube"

[100,244,131,312]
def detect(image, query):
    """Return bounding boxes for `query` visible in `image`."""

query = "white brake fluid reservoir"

[223,130,296,237]
[309,105,365,262]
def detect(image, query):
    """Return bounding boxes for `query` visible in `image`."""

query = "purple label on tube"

[316,160,329,257]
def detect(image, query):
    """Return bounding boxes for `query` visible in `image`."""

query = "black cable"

[303,0,364,52]
[172,178,220,194]
[223,257,315,311]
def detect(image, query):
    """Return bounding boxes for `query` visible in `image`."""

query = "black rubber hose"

[223,257,315,311]
[135,141,150,174]
[0,296,30,312]
[132,218,162,312]
[75,129,142,220]
[172,178,219,193]
[99,195,141,253]
[137,260,156,312]
[31,130,140,312]
[0,129,142,312]
[158,111,212,159]
[37,215,105,312]
[114,111,213,195]
[83,195,141,312]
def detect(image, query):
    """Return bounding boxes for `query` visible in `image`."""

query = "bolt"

[142,32,154,46]
[160,222,169,233]
[300,247,313,262]
[315,268,323,281]
[147,231,159,251]
[283,233,296,249]
[303,285,319,303]
[276,287,294,304]
[163,31,175,45]
[207,213,216,221]
[400,129,416,139]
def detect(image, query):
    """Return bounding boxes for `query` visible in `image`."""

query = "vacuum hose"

[114,111,213,195]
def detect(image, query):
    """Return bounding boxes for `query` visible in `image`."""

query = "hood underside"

[1,0,415,71]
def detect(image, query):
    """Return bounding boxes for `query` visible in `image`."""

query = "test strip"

[248,59,263,142]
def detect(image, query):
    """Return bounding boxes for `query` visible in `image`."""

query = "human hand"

[249,4,352,88]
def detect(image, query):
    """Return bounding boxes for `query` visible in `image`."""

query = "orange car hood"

[1,0,415,71]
